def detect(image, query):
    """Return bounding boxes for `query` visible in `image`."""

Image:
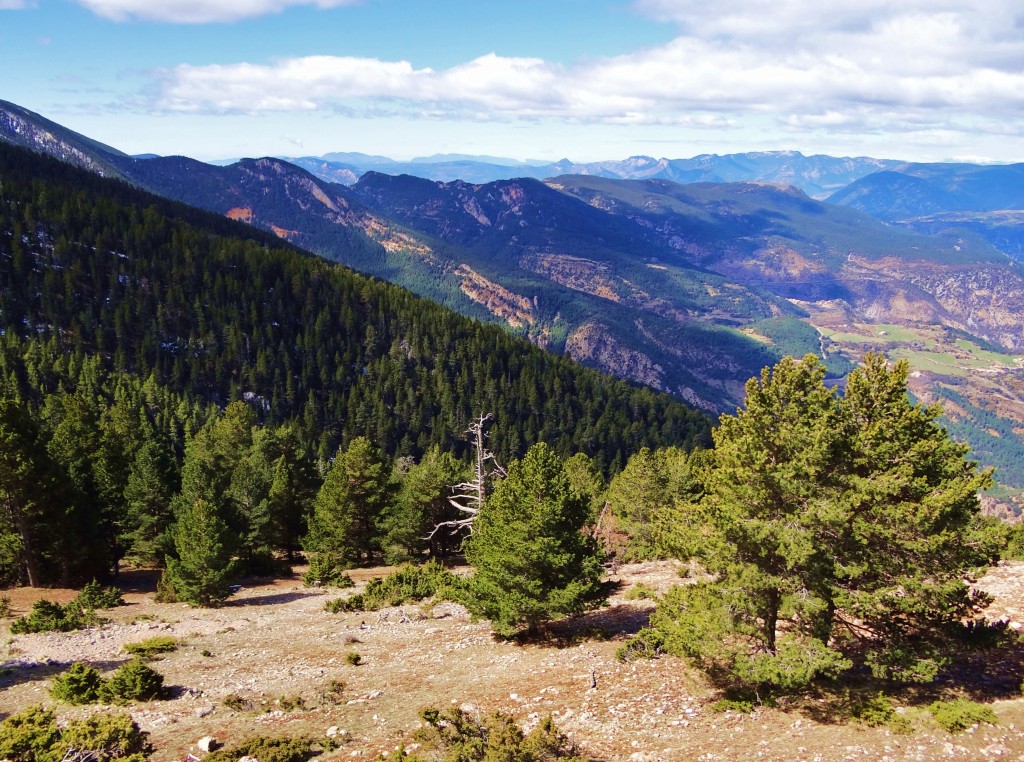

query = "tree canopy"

[652,353,1000,692]
[465,442,605,637]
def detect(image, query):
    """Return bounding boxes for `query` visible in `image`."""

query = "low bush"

[0,595,11,618]
[0,705,151,762]
[624,583,658,601]
[50,662,106,704]
[276,694,307,712]
[103,659,165,702]
[929,698,998,733]
[402,706,587,761]
[344,652,362,666]
[223,693,252,712]
[123,636,178,660]
[72,580,125,611]
[10,581,123,635]
[50,660,165,704]
[851,693,895,727]
[615,628,664,663]
[325,560,460,613]
[10,600,87,634]
[710,697,756,714]
[302,554,354,589]
[204,735,329,762]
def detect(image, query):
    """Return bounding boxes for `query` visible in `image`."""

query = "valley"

[3,97,1024,489]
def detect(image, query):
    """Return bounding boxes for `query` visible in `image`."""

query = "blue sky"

[2,0,1022,163]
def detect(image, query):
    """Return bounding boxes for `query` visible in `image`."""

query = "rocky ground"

[2,561,1024,762]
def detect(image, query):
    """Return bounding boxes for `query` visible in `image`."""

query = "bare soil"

[2,561,1024,761]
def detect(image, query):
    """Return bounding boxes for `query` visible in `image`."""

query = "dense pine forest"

[0,142,709,587]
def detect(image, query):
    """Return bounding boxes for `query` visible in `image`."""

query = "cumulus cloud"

[73,0,358,23]
[147,1,1024,147]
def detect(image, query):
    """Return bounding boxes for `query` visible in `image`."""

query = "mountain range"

[3,98,1024,491]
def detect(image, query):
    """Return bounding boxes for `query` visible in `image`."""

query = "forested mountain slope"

[0,142,710,470]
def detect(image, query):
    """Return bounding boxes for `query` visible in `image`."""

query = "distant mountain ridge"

[280,149,901,199]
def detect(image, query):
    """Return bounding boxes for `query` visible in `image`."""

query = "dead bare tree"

[428,413,505,540]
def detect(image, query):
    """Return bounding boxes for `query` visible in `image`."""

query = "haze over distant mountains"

[4,97,1024,491]
[278,150,902,200]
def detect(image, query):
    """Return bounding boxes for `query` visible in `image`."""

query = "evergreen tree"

[605,447,669,560]
[832,353,998,681]
[465,443,605,637]
[0,398,69,586]
[653,354,999,692]
[305,437,390,571]
[383,446,467,562]
[122,438,178,568]
[164,498,238,607]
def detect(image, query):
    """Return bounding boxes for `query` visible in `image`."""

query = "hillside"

[828,163,1024,222]
[0,141,710,468]
[2,561,1024,761]
[5,100,1024,485]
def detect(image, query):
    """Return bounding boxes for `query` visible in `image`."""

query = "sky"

[1,0,1023,164]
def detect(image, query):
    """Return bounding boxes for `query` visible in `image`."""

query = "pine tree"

[383,446,467,561]
[465,443,605,637]
[305,437,390,571]
[164,498,238,607]
[653,354,999,692]
[122,438,177,568]
[0,397,69,586]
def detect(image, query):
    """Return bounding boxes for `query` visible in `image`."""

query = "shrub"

[0,595,11,618]
[277,695,306,712]
[0,705,61,761]
[0,705,150,762]
[624,583,659,601]
[320,679,345,705]
[889,714,915,735]
[929,698,998,733]
[72,580,125,611]
[344,652,362,666]
[411,706,587,761]
[223,693,252,711]
[103,658,165,702]
[50,662,106,705]
[302,554,354,589]
[10,600,81,634]
[153,570,178,603]
[123,636,178,660]
[323,597,352,614]
[50,660,165,705]
[710,698,756,714]
[58,712,151,761]
[852,693,895,727]
[205,735,327,762]
[615,628,664,663]
[324,560,460,614]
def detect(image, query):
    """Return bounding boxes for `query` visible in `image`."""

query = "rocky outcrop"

[565,323,666,392]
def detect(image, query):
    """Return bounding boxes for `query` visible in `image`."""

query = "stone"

[197,736,219,752]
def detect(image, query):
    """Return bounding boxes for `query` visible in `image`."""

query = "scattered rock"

[194,705,215,718]
[197,736,219,752]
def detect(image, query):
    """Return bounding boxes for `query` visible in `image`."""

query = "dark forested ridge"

[0,142,710,469]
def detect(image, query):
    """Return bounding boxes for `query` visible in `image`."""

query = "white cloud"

[0,0,34,9]
[73,0,359,23]
[145,1,1024,154]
